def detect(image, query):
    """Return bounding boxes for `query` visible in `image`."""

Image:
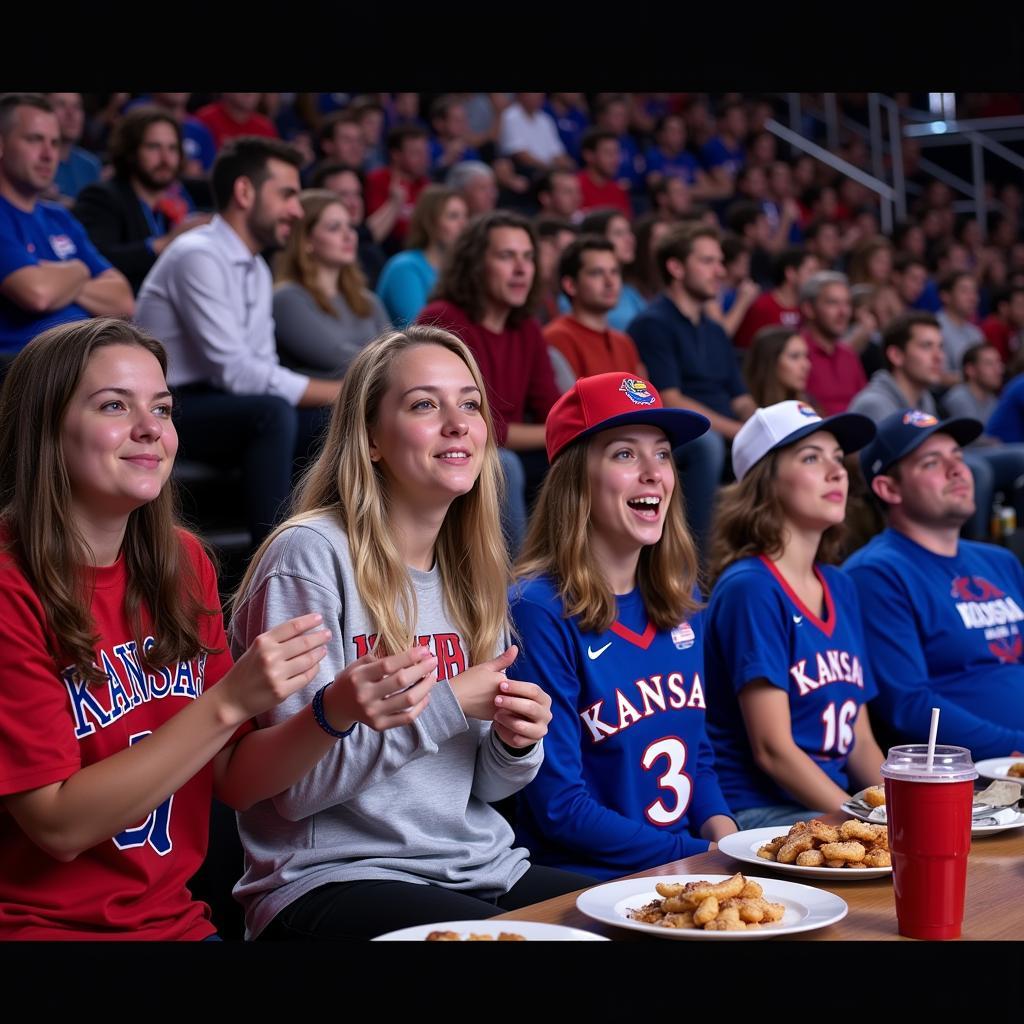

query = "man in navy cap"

[844,409,1024,759]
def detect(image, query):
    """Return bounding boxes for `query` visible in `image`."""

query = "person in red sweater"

[418,211,561,553]
[577,129,632,219]
[799,271,867,415]
[543,234,644,381]
[733,247,820,349]
[364,124,431,253]
[195,93,278,151]
[980,284,1024,364]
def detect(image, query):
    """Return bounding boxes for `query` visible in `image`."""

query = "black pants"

[257,865,598,941]
[172,384,330,545]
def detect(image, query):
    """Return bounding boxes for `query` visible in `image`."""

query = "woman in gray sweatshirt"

[230,324,595,940]
[273,190,392,379]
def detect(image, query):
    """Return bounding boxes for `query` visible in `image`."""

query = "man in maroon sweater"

[418,211,561,551]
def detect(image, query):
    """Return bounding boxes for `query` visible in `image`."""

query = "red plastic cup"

[880,744,976,940]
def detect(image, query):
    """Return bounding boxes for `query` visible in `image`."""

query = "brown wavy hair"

[275,188,372,318]
[707,451,846,590]
[235,325,510,665]
[0,318,219,685]
[432,210,541,326]
[515,437,701,633]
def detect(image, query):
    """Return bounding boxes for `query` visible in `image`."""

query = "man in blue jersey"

[0,94,134,362]
[844,409,1024,759]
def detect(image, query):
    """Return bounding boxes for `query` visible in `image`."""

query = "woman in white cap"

[510,372,738,880]
[703,400,885,829]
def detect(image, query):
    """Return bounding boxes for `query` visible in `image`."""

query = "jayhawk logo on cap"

[619,378,656,405]
[796,402,819,419]
[902,411,938,428]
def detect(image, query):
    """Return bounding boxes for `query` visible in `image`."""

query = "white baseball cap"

[731,400,876,482]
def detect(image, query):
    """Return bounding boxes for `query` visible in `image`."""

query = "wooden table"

[494,827,1024,940]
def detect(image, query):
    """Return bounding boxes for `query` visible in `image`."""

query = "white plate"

[970,807,1024,837]
[840,799,885,825]
[371,919,609,941]
[575,873,847,940]
[718,826,892,880]
[842,797,1024,837]
[975,757,1024,783]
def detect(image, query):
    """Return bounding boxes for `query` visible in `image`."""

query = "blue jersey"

[0,196,111,352]
[509,576,732,881]
[643,145,700,186]
[844,529,1024,759]
[705,557,877,813]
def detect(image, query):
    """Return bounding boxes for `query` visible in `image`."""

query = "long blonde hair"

[275,188,372,318]
[515,437,701,633]
[235,325,510,664]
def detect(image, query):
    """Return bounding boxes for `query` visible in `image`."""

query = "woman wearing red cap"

[510,372,738,880]
[703,400,885,829]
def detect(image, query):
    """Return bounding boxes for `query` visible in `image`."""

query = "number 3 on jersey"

[112,731,174,856]
[820,700,858,755]
[641,736,692,825]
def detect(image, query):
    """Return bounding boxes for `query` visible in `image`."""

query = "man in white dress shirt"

[136,136,341,545]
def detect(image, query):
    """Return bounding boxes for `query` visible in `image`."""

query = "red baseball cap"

[545,372,711,462]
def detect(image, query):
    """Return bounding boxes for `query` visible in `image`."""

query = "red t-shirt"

[803,330,867,416]
[195,102,278,150]
[0,530,235,940]
[577,171,633,218]
[543,314,642,379]
[364,168,429,245]
[980,314,1019,364]
[417,300,561,447]
[733,291,802,349]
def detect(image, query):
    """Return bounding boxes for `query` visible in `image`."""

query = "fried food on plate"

[756,819,889,870]
[628,873,785,931]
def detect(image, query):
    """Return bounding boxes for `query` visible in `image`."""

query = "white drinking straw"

[926,706,941,767]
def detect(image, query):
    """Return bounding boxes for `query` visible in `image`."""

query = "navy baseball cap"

[859,409,983,486]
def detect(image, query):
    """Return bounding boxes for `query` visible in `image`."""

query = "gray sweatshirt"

[229,512,541,939]
[847,369,937,422]
[272,282,392,379]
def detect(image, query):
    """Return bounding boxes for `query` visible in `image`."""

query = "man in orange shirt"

[544,235,645,382]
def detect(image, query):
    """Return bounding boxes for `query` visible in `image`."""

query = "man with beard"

[135,137,338,546]
[73,107,211,293]
[627,223,756,553]
[0,93,134,363]
[845,411,1024,758]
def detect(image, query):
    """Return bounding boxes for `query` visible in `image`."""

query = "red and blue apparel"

[0,195,112,352]
[509,577,732,881]
[0,530,236,940]
[843,529,1024,759]
[704,557,877,813]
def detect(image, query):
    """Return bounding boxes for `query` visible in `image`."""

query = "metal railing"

[770,94,1024,239]
[763,117,899,233]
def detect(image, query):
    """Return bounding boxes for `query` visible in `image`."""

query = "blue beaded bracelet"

[311,683,356,739]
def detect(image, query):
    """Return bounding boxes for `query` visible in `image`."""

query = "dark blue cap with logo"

[859,409,983,486]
